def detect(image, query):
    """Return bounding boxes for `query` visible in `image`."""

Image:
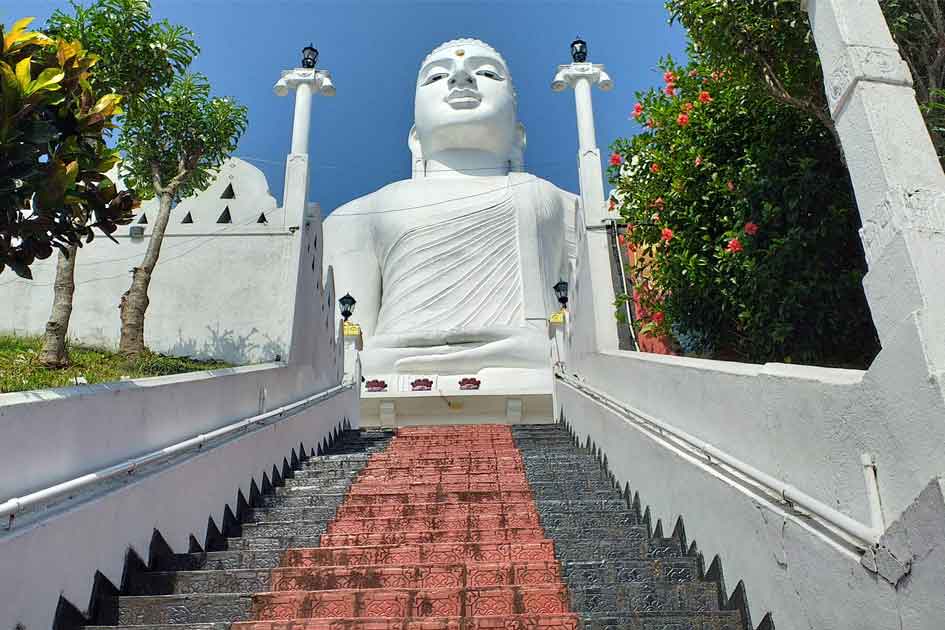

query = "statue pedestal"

[359,367,554,427]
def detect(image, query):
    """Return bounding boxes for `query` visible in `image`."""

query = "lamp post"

[339,293,356,322]
[274,44,336,157]
[553,281,569,308]
[551,38,613,226]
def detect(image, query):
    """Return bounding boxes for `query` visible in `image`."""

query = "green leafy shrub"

[609,58,879,367]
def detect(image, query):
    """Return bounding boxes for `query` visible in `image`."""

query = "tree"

[34,0,198,366]
[610,58,879,367]
[666,0,945,164]
[0,17,132,280]
[117,73,247,356]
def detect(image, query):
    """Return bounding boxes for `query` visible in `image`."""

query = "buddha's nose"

[449,68,475,89]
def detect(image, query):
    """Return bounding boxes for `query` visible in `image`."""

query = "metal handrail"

[556,372,882,550]
[1,382,352,527]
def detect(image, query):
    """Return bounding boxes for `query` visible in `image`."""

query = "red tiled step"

[348,482,530,494]
[320,528,547,547]
[269,562,564,591]
[327,513,541,534]
[234,614,580,630]
[282,542,556,568]
[344,491,533,506]
[356,473,522,484]
[362,463,526,476]
[251,585,571,619]
[335,502,537,520]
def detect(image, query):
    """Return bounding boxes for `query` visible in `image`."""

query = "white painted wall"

[553,2,945,627]
[0,159,302,365]
[0,129,352,630]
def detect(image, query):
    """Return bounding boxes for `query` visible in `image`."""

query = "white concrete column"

[552,62,613,226]
[290,81,314,155]
[805,0,945,375]
[552,60,620,356]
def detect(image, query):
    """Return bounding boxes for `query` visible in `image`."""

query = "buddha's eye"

[423,73,448,85]
[476,70,503,81]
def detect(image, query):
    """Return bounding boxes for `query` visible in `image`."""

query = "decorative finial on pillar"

[571,37,588,63]
[301,43,319,69]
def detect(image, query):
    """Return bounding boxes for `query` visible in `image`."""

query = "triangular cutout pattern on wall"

[256,213,268,224]
[137,214,148,224]
[181,212,194,224]
[220,183,235,199]
[217,207,232,224]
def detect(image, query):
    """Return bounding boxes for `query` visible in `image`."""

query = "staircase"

[81,423,768,630]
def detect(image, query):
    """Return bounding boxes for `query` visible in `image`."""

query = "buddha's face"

[414,42,517,160]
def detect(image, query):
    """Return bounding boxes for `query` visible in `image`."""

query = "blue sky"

[15,1,688,213]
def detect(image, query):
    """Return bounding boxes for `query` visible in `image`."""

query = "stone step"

[561,559,701,587]
[128,561,568,595]
[554,539,686,564]
[291,467,360,481]
[538,510,641,530]
[335,501,539,520]
[320,527,548,547]
[279,478,355,492]
[153,549,284,571]
[340,490,535,506]
[281,541,557,567]
[534,499,629,514]
[114,593,253,625]
[246,505,339,524]
[567,582,721,615]
[85,614,747,630]
[241,520,327,540]
[260,493,347,508]
[327,511,542,533]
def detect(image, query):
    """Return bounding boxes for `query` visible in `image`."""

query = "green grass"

[0,335,232,394]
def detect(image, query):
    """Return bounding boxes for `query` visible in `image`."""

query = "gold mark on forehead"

[455,49,465,57]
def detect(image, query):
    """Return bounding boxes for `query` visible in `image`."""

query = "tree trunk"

[119,191,174,356]
[39,245,78,367]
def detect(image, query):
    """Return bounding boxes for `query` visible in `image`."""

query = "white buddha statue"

[324,39,576,377]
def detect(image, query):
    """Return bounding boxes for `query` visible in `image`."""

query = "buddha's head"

[412,39,524,170]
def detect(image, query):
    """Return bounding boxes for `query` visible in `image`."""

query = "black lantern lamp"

[339,293,356,321]
[570,37,588,63]
[553,281,569,308]
[301,43,319,69]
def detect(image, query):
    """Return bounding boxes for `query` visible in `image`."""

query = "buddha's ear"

[510,122,527,172]
[408,125,424,178]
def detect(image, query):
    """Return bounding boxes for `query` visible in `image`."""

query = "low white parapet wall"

[556,332,945,629]
[0,364,359,630]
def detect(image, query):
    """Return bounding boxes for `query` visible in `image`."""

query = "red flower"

[663,70,677,84]
[652,311,665,324]
[698,90,713,104]
[632,102,644,118]
[664,83,676,96]
[646,118,656,128]
[650,163,661,174]
[682,102,694,113]
[744,221,759,236]
[610,153,623,166]
[726,238,743,253]
[661,227,674,242]
[694,156,703,167]
[618,234,626,245]
[653,196,665,208]
[726,180,735,191]
[677,113,690,127]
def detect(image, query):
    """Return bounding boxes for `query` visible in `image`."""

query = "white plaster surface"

[0,159,300,365]
[0,77,353,629]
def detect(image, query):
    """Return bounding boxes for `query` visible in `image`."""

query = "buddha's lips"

[445,89,482,108]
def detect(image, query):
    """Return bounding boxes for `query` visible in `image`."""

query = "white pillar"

[273,67,336,217]
[552,59,620,356]
[290,81,314,155]
[552,62,613,226]
[804,0,945,375]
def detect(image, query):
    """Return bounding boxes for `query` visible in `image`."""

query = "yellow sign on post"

[343,321,362,337]
[549,309,566,325]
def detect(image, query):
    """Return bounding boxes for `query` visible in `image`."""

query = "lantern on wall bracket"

[553,281,569,308]
[339,293,356,321]
[301,43,319,69]
[570,37,588,63]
